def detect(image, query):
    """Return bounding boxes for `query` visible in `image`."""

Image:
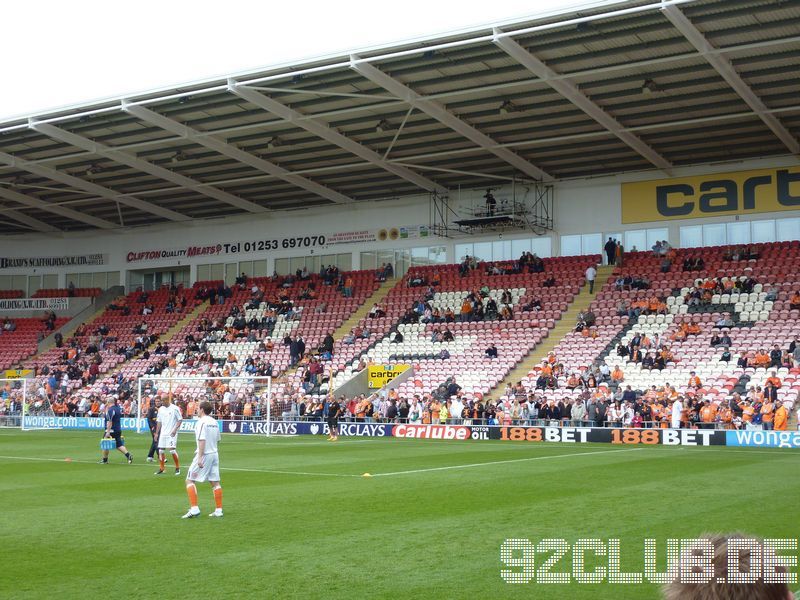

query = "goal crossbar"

[135,375,272,435]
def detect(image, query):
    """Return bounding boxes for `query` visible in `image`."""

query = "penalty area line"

[369,447,644,477]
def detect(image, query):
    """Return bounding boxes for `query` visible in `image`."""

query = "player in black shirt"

[326,396,342,442]
[100,396,133,464]
[146,396,162,463]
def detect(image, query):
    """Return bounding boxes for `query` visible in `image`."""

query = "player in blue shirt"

[100,396,133,464]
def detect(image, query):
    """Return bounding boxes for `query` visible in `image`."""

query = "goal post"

[135,375,272,435]
[0,378,29,429]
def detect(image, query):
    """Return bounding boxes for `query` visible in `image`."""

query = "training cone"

[362,473,372,478]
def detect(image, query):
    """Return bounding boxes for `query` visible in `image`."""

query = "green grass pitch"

[1,429,798,599]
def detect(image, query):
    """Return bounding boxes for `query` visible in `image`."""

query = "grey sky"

[1,0,593,120]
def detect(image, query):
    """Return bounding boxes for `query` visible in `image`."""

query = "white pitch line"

[221,465,361,478]
[370,447,644,477]
[0,454,359,478]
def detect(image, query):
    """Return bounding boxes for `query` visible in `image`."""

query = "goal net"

[135,375,272,435]
[0,377,59,430]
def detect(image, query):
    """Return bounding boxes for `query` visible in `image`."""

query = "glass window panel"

[560,234,582,257]
[0,275,10,290]
[11,275,26,291]
[196,265,210,281]
[511,238,531,259]
[106,272,120,287]
[581,233,602,256]
[751,220,775,243]
[623,230,646,254]
[209,263,225,280]
[395,254,410,278]
[646,228,669,250]
[680,225,703,249]
[78,273,93,288]
[776,217,800,242]
[472,241,492,262]
[337,253,352,271]
[531,237,552,258]
[273,259,289,276]
[454,243,472,262]
[492,240,512,261]
[42,274,58,289]
[252,259,268,277]
[224,263,238,285]
[702,223,726,247]
[360,252,377,271]
[289,257,305,274]
[238,261,254,277]
[91,272,107,289]
[726,221,751,245]
[429,246,447,264]
[28,276,41,297]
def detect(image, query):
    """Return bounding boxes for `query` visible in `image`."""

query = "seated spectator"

[687,371,702,389]
[485,344,498,358]
[442,328,454,342]
[542,275,556,287]
[753,348,771,368]
[791,291,800,311]
[769,345,783,368]
[390,330,404,344]
[611,366,624,382]
[368,304,386,318]
[720,347,732,362]
[522,298,541,312]
[715,315,734,328]
[659,257,671,273]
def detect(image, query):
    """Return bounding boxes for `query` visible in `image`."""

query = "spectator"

[485,344,498,358]
[585,264,597,294]
[604,237,616,266]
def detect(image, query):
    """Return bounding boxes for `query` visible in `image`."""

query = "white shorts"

[187,452,219,483]
[158,434,178,450]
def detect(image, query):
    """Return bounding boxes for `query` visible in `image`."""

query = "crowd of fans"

[2,243,799,435]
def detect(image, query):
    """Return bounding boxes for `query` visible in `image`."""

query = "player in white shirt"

[182,401,223,518]
[154,395,183,476]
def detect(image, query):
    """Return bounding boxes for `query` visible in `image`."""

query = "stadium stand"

[0,290,25,299]
[500,241,799,427]
[121,271,382,413]
[12,243,800,430]
[0,315,70,370]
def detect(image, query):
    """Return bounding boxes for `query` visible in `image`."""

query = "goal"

[0,377,58,430]
[135,375,272,435]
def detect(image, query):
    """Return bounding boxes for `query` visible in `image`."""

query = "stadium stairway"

[487,264,612,400]
[100,300,209,380]
[332,278,397,341]
[271,278,397,390]
[16,286,124,369]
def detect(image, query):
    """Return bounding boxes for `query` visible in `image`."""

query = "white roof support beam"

[121,101,353,205]
[493,29,673,174]
[662,4,800,155]
[1,206,60,233]
[228,81,448,195]
[30,121,266,214]
[0,185,116,229]
[0,151,189,222]
[350,56,552,182]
